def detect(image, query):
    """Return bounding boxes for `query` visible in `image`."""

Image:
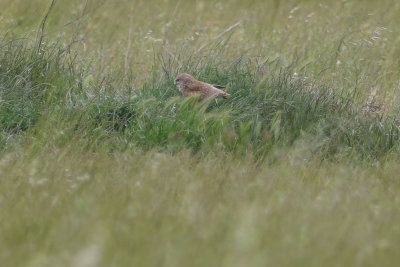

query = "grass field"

[1,0,400,266]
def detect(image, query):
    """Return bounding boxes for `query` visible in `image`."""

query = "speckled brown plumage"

[174,73,230,101]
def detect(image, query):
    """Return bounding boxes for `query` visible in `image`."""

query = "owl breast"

[176,84,183,92]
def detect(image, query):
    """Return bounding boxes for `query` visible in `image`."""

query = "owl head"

[174,73,195,91]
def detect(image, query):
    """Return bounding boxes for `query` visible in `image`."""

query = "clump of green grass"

[76,47,399,159]
[1,36,398,159]
[0,37,73,135]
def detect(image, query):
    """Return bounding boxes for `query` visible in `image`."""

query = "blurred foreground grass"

[1,0,400,266]
[1,150,400,266]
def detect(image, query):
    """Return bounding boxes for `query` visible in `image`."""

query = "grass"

[1,0,400,266]
[1,151,400,266]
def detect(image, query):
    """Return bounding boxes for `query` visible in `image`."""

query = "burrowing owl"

[174,73,230,101]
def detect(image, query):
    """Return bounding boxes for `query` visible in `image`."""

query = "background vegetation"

[0,0,399,266]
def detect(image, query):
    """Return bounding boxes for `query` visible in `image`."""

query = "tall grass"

[0,38,73,148]
[1,36,399,159]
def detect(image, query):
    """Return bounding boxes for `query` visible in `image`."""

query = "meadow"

[1,0,400,266]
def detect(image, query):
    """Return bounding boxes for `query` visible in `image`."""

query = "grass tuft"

[1,36,399,159]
